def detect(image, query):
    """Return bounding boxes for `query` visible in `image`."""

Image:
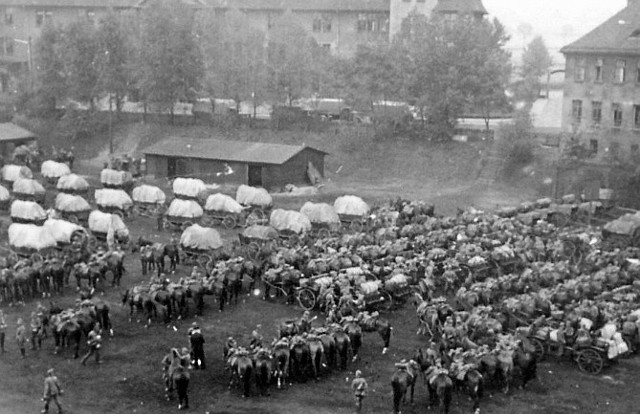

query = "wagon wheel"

[530,337,546,362]
[379,291,393,311]
[576,348,604,375]
[288,234,300,246]
[317,228,331,239]
[205,259,216,275]
[149,205,162,217]
[246,210,264,226]
[68,214,79,224]
[8,251,18,263]
[551,212,569,228]
[297,288,316,310]
[572,247,584,266]
[350,220,363,233]
[197,254,212,269]
[181,221,194,231]
[223,216,237,230]
[200,216,214,227]
[113,210,124,220]
[247,242,260,260]
[162,218,171,230]
[87,236,98,250]
[133,205,144,216]
[31,252,44,263]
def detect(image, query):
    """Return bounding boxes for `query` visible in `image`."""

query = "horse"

[52,315,83,358]
[426,370,453,414]
[343,319,363,362]
[149,288,173,322]
[306,334,325,381]
[164,348,190,410]
[122,288,158,326]
[70,263,102,291]
[163,243,180,273]
[184,281,206,316]
[289,337,311,382]
[463,369,484,414]
[317,330,336,370]
[357,312,392,354]
[167,284,188,319]
[513,344,537,390]
[331,327,351,370]
[44,258,66,296]
[229,352,253,398]
[273,340,290,389]
[225,262,244,305]
[253,349,273,396]
[391,360,420,414]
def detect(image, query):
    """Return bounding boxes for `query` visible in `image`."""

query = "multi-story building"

[561,0,640,161]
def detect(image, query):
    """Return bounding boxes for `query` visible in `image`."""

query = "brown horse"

[391,360,420,414]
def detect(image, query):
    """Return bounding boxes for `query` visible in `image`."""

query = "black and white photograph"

[0,0,637,413]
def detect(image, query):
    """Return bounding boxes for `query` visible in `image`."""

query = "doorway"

[167,158,177,178]
[248,164,263,187]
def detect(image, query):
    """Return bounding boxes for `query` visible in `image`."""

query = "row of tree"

[21,0,550,137]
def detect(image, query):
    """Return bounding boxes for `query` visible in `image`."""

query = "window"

[595,58,603,82]
[313,18,321,32]
[357,14,388,32]
[4,9,12,25]
[613,103,623,127]
[313,15,331,33]
[321,43,331,51]
[592,101,602,125]
[635,105,640,128]
[0,37,13,56]
[36,10,52,26]
[615,60,626,83]
[589,139,599,154]
[575,58,586,82]
[572,100,582,122]
[86,10,96,23]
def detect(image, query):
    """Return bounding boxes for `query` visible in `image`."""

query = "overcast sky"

[483,0,628,64]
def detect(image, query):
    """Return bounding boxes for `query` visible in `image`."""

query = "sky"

[483,0,628,65]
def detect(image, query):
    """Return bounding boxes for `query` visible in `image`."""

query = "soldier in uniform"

[30,311,43,350]
[250,330,263,350]
[81,325,102,365]
[42,368,63,414]
[188,323,205,370]
[350,370,368,413]
[16,318,27,358]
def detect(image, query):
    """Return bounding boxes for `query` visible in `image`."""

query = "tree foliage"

[96,12,132,113]
[32,23,66,114]
[516,36,553,104]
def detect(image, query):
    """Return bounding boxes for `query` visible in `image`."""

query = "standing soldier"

[16,318,27,358]
[0,309,6,353]
[188,323,205,370]
[350,370,368,413]
[81,325,102,365]
[30,311,43,350]
[42,368,63,414]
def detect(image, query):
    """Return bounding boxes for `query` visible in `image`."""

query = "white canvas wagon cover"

[88,210,129,237]
[8,223,57,251]
[236,185,272,207]
[242,225,279,240]
[55,193,91,213]
[166,199,203,219]
[334,195,370,217]
[172,177,206,198]
[13,178,45,196]
[180,224,223,250]
[204,193,242,213]
[270,209,312,234]
[43,218,84,244]
[57,174,90,192]
[300,202,340,224]
[41,160,71,178]
[2,164,32,182]
[95,188,133,210]
[100,168,133,186]
[0,184,9,201]
[604,213,640,236]
[132,185,166,204]
[10,200,47,221]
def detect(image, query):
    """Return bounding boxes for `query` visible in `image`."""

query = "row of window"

[586,139,638,156]
[0,8,101,28]
[574,58,640,84]
[312,14,389,33]
[571,100,640,128]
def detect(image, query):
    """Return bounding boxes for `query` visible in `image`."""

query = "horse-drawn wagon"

[43,218,88,250]
[100,168,134,192]
[355,270,394,311]
[201,193,251,229]
[0,184,10,210]
[12,178,45,204]
[10,199,47,225]
[87,210,130,250]
[56,174,90,196]
[382,273,413,306]
[54,193,91,224]
[269,209,311,246]
[95,188,133,218]
[295,273,335,310]
[8,223,57,260]
[40,160,71,185]
[238,225,278,260]
[132,185,166,217]
[1,164,32,186]
[163,199,203,231]
[172,177,206,201]
[235,185,272,225]
[300,202,340,238]
[179,224,224,269]
[334,195,369,232]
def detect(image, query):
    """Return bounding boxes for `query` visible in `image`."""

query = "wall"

[263,148,325,190]
[144,154,249,185]
[389,0,436,38]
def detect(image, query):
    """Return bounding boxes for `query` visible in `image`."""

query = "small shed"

[0,123,37,158]
[143,138,327,191]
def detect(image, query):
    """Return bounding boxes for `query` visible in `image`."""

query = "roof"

[143,138,328,165]
[0,123,35,142]
[561,2,640,55]
[0,0,139,7]
[207,0,389,12]
[433,0,487,15]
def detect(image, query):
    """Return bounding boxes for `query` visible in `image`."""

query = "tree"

[136,0,203,123]
[96,12,132,114]
[518,36,553,103]
[60,21,100,108]
[32,23,66,114]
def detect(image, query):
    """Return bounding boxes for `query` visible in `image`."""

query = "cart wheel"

[350,220,363,233]
[206,259,216,274]
[68,214,79,224]
[200,216,214,227]
[379,291,393,311]
[530,338,546,362]
[162,219,171,230]
[577,348,604,375]
[223,216,237,230]
[8,252,18,263]
[553,212,569,228]
[318,228,331,239]
[197,254,212,269]
[113,210,124,219]
[246,211,262,226]
[181,221,193,231]
[289,234,300,246]
[31,253,43,263]
[87,236,98,250]
[297,288,316,310]
[247,242,260,260]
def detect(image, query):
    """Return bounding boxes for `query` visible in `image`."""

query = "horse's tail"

[391,376,405,414]
[258,360,269,389]
[241,364,253,397]
[439,379,453,413]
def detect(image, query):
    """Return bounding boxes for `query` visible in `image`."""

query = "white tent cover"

[8,223,57,251]
[166,199,203,219]
[10,200,47,221]
[132,185,166,204]
[242,225,279,240]
[41,160,71,178]
[173,177,206,198]
[334,195,370,216]
[236,184,272,207]
[270,209,312,234]
[100,168,132,186]
[57,174,90,192]
[95,188,133,209]
[55,193,91,213]
[0,184,9,201]
[300,202,340,224]
[88,210,129,237]
[13,178,45,196]
[2,164,32,182]
[43,218,84,244]
[180,224,223,250]
[204,193,243,213]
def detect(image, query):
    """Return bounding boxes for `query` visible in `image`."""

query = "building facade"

[561,0,640,162]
